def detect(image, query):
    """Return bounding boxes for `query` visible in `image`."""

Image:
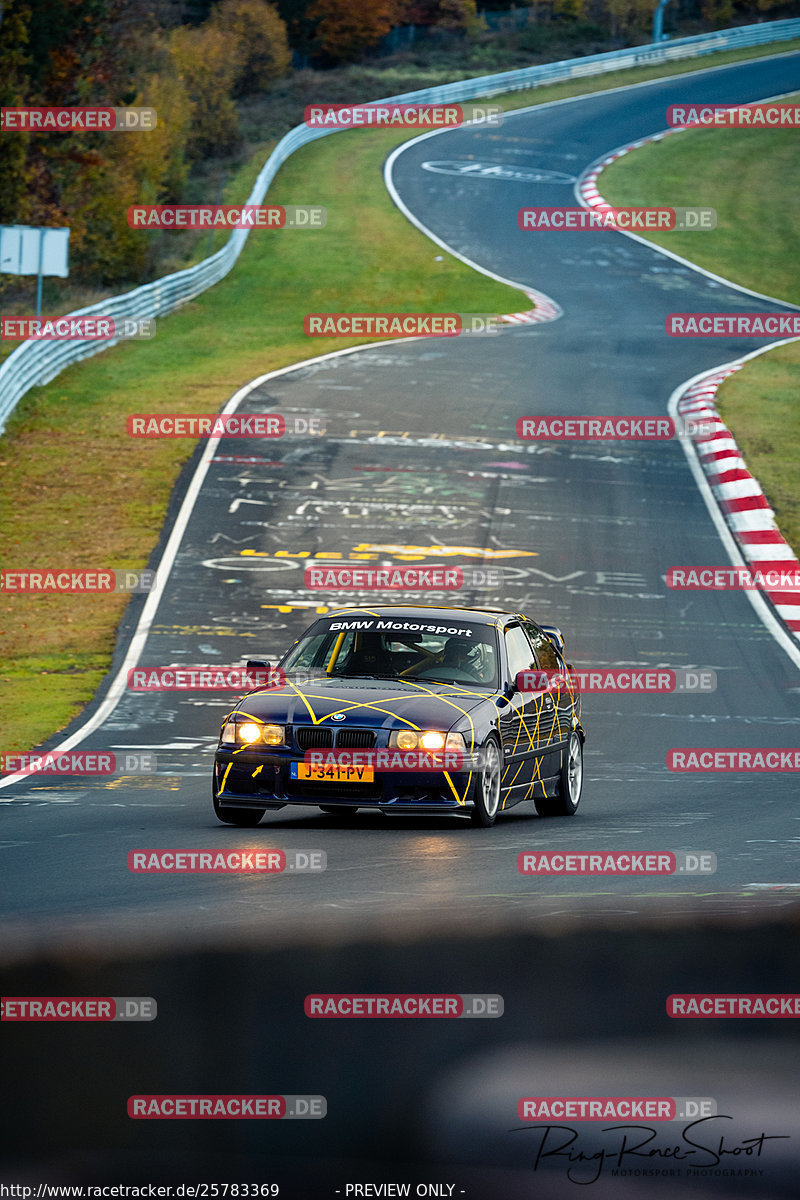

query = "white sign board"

[0,225,70,277]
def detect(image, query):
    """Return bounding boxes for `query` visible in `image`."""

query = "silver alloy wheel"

[566,732,583,805]
[482,739,501,818]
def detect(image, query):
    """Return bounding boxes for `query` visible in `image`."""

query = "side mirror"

[539,623,566,655]
[246,660,271,671]
[515,672,542,700]
[515,669,557,695]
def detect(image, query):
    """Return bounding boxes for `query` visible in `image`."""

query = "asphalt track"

[3,49,800,1197]
[3,54,800,953]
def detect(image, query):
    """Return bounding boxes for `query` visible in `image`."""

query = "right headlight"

[389,729,466,751]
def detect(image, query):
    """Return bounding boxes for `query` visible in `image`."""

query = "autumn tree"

[307,0,399,64]
[405,0,483,33]
[6,0,160,283]
[439,0,484,34]
[169,22,241,156]
[0,0,32,224]
[208,0,292,95]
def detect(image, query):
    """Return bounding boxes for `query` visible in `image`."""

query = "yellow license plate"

[295,763,374,783]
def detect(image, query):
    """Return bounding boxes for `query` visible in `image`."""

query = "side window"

[504,624,536,679]
[283,633,331,671]
[523,620,562,671]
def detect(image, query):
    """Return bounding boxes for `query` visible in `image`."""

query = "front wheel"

[469,737,502,827]
[535,732,583,817]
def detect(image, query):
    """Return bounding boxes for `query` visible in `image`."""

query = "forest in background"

[0,0,793,290]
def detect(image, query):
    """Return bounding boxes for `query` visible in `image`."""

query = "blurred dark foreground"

[2,904,799,1199]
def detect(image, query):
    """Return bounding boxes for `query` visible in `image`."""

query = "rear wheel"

[469,737,502,827]
[535,732,583,816]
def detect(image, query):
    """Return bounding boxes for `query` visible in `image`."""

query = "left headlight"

[389,729,466,752]
[220,718,285,746]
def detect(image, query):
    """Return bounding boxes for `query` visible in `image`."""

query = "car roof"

[322,604,523,626]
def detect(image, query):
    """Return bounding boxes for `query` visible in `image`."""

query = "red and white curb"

[676,365,800,641]
[579,128,684,213]
[502,286,562,326]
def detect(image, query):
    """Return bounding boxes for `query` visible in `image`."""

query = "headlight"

[391,729,418,751]
[219,719,285,746]
[238,722,262,744]
[444,731,467,752]
[389,730,467,751]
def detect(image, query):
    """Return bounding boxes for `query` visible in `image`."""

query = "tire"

[469,736,502,827]
[319,805,359,817]
[535,732,583,817]
[213,784,266,827]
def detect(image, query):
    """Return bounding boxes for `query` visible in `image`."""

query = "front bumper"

[213,748,475,812]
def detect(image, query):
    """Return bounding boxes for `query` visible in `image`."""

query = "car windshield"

[279,618,499,688]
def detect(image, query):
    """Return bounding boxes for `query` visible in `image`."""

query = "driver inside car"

[439,635,481,681]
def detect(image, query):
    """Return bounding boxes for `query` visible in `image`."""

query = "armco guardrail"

[1,17,798,435]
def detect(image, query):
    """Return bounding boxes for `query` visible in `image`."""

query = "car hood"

[233,675,493,732]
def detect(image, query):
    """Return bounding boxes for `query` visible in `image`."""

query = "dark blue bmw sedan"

[212,605,584,827]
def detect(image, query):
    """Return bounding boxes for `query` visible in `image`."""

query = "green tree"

[553,0,588,19]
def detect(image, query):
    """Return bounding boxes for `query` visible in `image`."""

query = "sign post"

[0,225,70,315]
